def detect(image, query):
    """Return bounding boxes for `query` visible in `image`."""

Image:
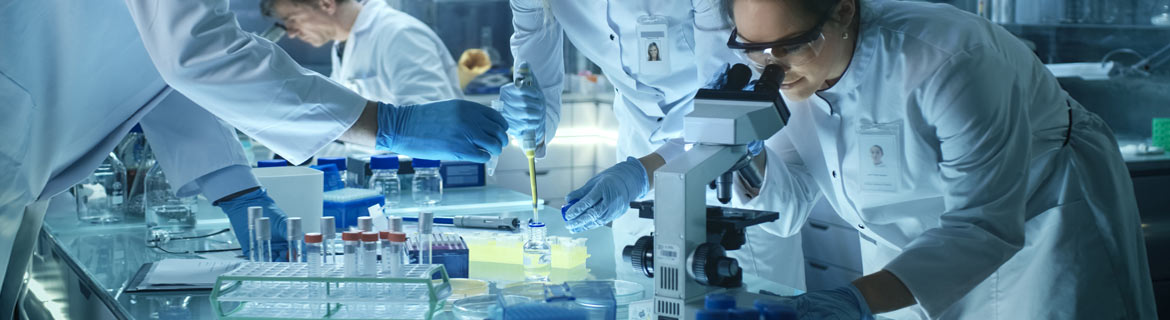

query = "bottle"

[342,231,360,277]
[75,152,128,224]
[116,125,151,216]
[361,232,379,276]
[522,221,552,282]
[317,157,351,188]
[256,217,273,262]
[368,155,401,207]
[288,217,304,262]
[411,159,443,206]
[248,207,263,262]
[357,216,374,233]
[389,215,403,233]
[143,162,197,242]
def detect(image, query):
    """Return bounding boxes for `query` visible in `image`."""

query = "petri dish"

[453,294,533,320]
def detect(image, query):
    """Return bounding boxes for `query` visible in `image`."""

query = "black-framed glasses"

[727,8,834,68]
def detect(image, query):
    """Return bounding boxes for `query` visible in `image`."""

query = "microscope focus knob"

[622,236,654,278]
[689,243,743,288]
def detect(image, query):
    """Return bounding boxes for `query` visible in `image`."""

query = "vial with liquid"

[321,216,338,265]
[342,231,360,280]
[247,207,263,262]
[522,221,552,282]
[305,233,324,297]
[411,159,443,206]
[287,218,304,262]
[417,212,434,265]
[369,155,401,207]
[255,217,273,262]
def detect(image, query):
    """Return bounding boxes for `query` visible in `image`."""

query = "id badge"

[857,121,902,193]
[636,15,670,76]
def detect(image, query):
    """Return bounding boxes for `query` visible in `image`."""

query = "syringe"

[514,63,541,223]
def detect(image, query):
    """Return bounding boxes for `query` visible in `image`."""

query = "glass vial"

[417,212,434,265]
[523,222,552,282]
[256,217,272,262]
[411,159,443,206]
[321,216,337,265]
[342,231,360,277]
[248,207,263,262]
[305,233,324,298]
[287,217,304,262]
[369,155,401,207]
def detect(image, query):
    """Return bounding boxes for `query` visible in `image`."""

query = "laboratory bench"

[20,186,803,320]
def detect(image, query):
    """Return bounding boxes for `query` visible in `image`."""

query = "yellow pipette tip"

[525,150,539,223]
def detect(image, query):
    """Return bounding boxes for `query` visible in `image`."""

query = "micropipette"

[514,63,541,223]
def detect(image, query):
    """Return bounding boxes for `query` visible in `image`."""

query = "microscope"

[622,64,791,319]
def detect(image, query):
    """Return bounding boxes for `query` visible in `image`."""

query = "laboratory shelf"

[211,263,452,320]
[384,186,544,217]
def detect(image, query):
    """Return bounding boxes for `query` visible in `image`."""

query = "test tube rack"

[211,262,452,320]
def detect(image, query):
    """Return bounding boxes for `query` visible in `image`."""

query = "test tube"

[418,212,434,265]
[256,217,272,262]
[386,231,407,295]
[306,233,324,273]
[247,206,263,262]
[342,231,360,278]
[357,216,373,233]
[388,215,403,233]
[287,217,303,262]
[378,231,392,272]
[360,232,379,276]
[321,216,337,265]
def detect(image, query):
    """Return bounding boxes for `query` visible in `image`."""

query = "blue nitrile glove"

[562,157,649,233]
[215,188,291,261]
[376,101,508,163]
[776,284,874,320]
[499,62,547,153]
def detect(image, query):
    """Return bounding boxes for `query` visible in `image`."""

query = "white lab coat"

[510,0,805,289]
[330,0,462,106]
[316,0,462,159]
[748,1,1157,318]
[0,0,366,313]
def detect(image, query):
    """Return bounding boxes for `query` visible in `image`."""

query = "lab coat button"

[858,224,865,229]
[831,171,837,178]
[610,34,615,40]
[656,117,663,122]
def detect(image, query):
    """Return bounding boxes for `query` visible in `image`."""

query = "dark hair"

[720,0,843,26]
[260,0,349,18]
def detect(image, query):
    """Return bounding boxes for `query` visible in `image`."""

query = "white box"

[254,166,324,234]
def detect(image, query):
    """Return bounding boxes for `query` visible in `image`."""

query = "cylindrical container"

[386,232,407,276]
[357,216,374,233]
[321,216,337,264]
[248,207,263,262]
[361,232,379,276]
[342,231,360,277]
[288,217,304,262]
[379,231,392,272]
[389,215,403,233]
[317,157,351,187]
[418,211,434,265]
[75,153,128,224]
[369,155,402,207]
[256,217,272,262]
[305,233,324,298]
[522,222,552,282]
[411,159,443,206]
[144,162,197,242]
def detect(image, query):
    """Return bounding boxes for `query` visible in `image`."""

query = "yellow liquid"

[526,150,539,222]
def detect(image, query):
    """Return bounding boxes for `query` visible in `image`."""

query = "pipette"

[514,63,541,223]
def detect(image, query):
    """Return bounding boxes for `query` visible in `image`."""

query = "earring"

[843,32,849,40]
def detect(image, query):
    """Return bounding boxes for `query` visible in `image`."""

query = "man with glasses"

[501,0,807,291]
[721,0,1155,319]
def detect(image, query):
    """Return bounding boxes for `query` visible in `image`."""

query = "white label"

[369,204,388,231]
[657,243,681,263]
[858,121,902,193]
[628,299,654,320]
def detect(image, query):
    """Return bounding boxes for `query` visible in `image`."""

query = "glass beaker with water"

[74,152,127,224]
[144,162,198,243]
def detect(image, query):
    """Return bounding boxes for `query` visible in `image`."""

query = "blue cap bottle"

[411,158,441,168]
[370,155,399,170]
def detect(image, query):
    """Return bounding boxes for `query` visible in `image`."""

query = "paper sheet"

[145,259,242,285]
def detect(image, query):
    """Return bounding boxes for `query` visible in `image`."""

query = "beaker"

[75,152,127,224]
[143,163,198,243]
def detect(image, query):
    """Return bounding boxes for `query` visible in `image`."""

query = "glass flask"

[144,162,198,243]
[75,152,127,224]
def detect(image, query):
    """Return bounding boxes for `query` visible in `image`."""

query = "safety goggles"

[727,9,831,68]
